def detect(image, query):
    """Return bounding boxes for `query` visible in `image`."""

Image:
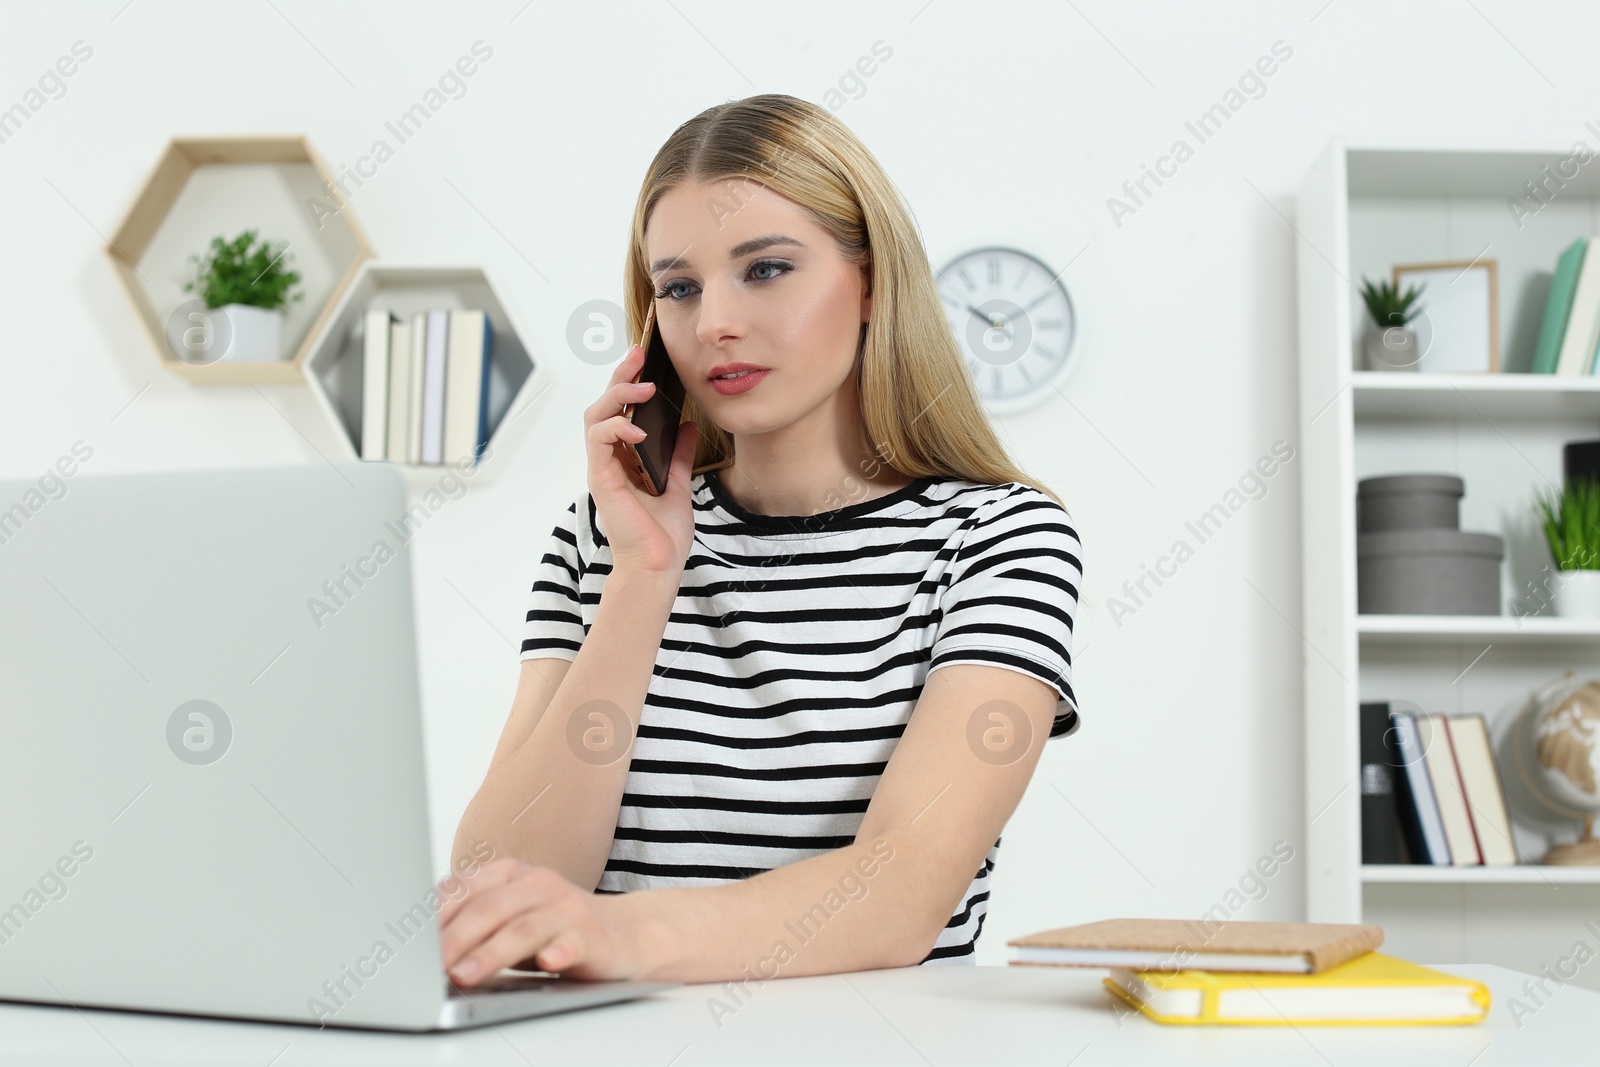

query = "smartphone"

[619,301,687,496]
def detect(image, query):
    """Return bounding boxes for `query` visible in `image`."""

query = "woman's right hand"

[584,342,700,576]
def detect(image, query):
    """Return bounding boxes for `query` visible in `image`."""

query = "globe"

[1510,673,1600,865]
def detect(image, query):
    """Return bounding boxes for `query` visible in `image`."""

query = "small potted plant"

[182,229,304,362]
[1359,276,1426,372]
[1535,478,1600,617]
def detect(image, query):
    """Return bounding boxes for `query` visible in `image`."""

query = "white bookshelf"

[300,263,551,484]
[1295,140,1600,991]
[1358,614,1600,646]
[1352,369,1600,418]
[1361,864,1600,885]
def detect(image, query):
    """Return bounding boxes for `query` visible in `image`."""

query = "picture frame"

[1391,259,1499,373]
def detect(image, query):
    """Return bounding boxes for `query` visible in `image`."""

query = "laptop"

[0,461,678,1030]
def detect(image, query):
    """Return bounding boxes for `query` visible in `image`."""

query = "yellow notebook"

[1103,951,1490,1026]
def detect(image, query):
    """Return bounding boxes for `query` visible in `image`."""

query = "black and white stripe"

[520,469,1081,964]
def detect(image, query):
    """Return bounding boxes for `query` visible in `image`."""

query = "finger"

[440,872,549,970]
[589,414,647,451]
[609,343,645,387]
[448,902,574,987]
[526,927,587,974]
[611,378,655,412]
[438,869,561,969]
[435,858,523,929]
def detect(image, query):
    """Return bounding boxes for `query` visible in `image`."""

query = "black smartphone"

[620,301,686,496]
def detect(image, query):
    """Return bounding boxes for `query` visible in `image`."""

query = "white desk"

[0,963,1590,1065]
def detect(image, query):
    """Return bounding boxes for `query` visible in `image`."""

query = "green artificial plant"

[1359,276,1426,329]
[1536,478,1600,571]
[182,229,304,312]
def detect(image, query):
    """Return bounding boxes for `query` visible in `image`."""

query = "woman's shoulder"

[934,477,1076,530]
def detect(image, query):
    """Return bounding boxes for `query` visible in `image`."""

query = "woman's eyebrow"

[649,234,806,274]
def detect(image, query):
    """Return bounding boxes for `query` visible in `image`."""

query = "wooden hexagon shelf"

[105,136,372,384]
[301,263,549,480]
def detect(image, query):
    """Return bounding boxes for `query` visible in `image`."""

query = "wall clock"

[935,246,1079,414]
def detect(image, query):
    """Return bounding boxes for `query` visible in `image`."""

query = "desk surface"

[0,963,1590,1066]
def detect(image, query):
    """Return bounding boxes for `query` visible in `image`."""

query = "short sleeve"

[519,497,587,662]
[928,487,1083,739]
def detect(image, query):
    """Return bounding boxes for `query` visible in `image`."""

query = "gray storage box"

[1357,473,1464,533]
[1357,528,1503,615]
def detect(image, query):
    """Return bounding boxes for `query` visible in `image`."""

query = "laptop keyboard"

[447,973,562,997]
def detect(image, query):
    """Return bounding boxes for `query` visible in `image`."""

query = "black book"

[1358,701,1411,865]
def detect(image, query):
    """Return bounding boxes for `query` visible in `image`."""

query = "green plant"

[1359,276,1426,329]
[182,229,304,312]
[1536,479,1600,570]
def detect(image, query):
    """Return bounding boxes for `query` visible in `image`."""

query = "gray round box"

[1357,473,1464,533]
[1357,528,1504,615]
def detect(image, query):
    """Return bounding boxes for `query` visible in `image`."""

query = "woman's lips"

[709,369,771,395]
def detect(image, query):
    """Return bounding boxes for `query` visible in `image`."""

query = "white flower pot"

[217,303,286,362]
[1365,322,1420,371]
[1553,569,1600,618]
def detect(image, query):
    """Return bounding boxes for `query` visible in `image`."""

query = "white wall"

[5,0,1594,966]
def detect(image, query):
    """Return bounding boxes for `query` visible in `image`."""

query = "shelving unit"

[300,263,550,482]
[1352,369,1600,418]
[1362,864,1600,885]
[1358,614,1600,646]
[1295,140,1600,991]
[105,135,372,383]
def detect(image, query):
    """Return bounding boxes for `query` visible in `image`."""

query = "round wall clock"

[935,246,1079,414]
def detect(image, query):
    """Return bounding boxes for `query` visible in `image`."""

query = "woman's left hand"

[437,858,645,986]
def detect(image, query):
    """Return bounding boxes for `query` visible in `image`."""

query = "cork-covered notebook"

[1007,919,1384,974]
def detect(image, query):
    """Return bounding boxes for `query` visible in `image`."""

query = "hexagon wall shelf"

[105,135,372,384]
[301,263,548,480]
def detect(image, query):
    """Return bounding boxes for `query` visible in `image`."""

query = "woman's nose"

[694,280,746,347]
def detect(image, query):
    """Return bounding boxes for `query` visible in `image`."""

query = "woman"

[440,94,1083,987]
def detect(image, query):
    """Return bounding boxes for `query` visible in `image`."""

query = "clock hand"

[966,304,1012,337]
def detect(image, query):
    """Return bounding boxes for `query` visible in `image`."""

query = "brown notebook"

[1007,918,1384,975]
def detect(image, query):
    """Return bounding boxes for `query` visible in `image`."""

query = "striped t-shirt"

[519,467,1082,964]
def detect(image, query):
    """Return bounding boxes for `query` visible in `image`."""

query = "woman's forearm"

[612,829,954,984]
[453,565,681,889]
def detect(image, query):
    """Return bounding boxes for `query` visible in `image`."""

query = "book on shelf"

[406,311,426,464]
[443,309,493,464]
[384,316,412,462]
[1533,234,1600,375]
[1445,714,1518,865]
[1388,706,1452,864]
[420,309,449,465]
[1419,713,1480,865]
[1359,702,1517,867]
[1358,702,1411,864]
[357,306,496,466]
[1532,236,1588,374]
[360,309,396,460]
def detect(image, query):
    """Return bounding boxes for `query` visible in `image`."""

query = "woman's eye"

[655,280,692,301]
[749,259,791,282]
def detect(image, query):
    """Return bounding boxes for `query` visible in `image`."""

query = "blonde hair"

[623,93,1066,511]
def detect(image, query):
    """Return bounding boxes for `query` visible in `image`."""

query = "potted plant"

[1535,478,1600,617]
[1358,276,1426,372]
[181,229,304,362]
